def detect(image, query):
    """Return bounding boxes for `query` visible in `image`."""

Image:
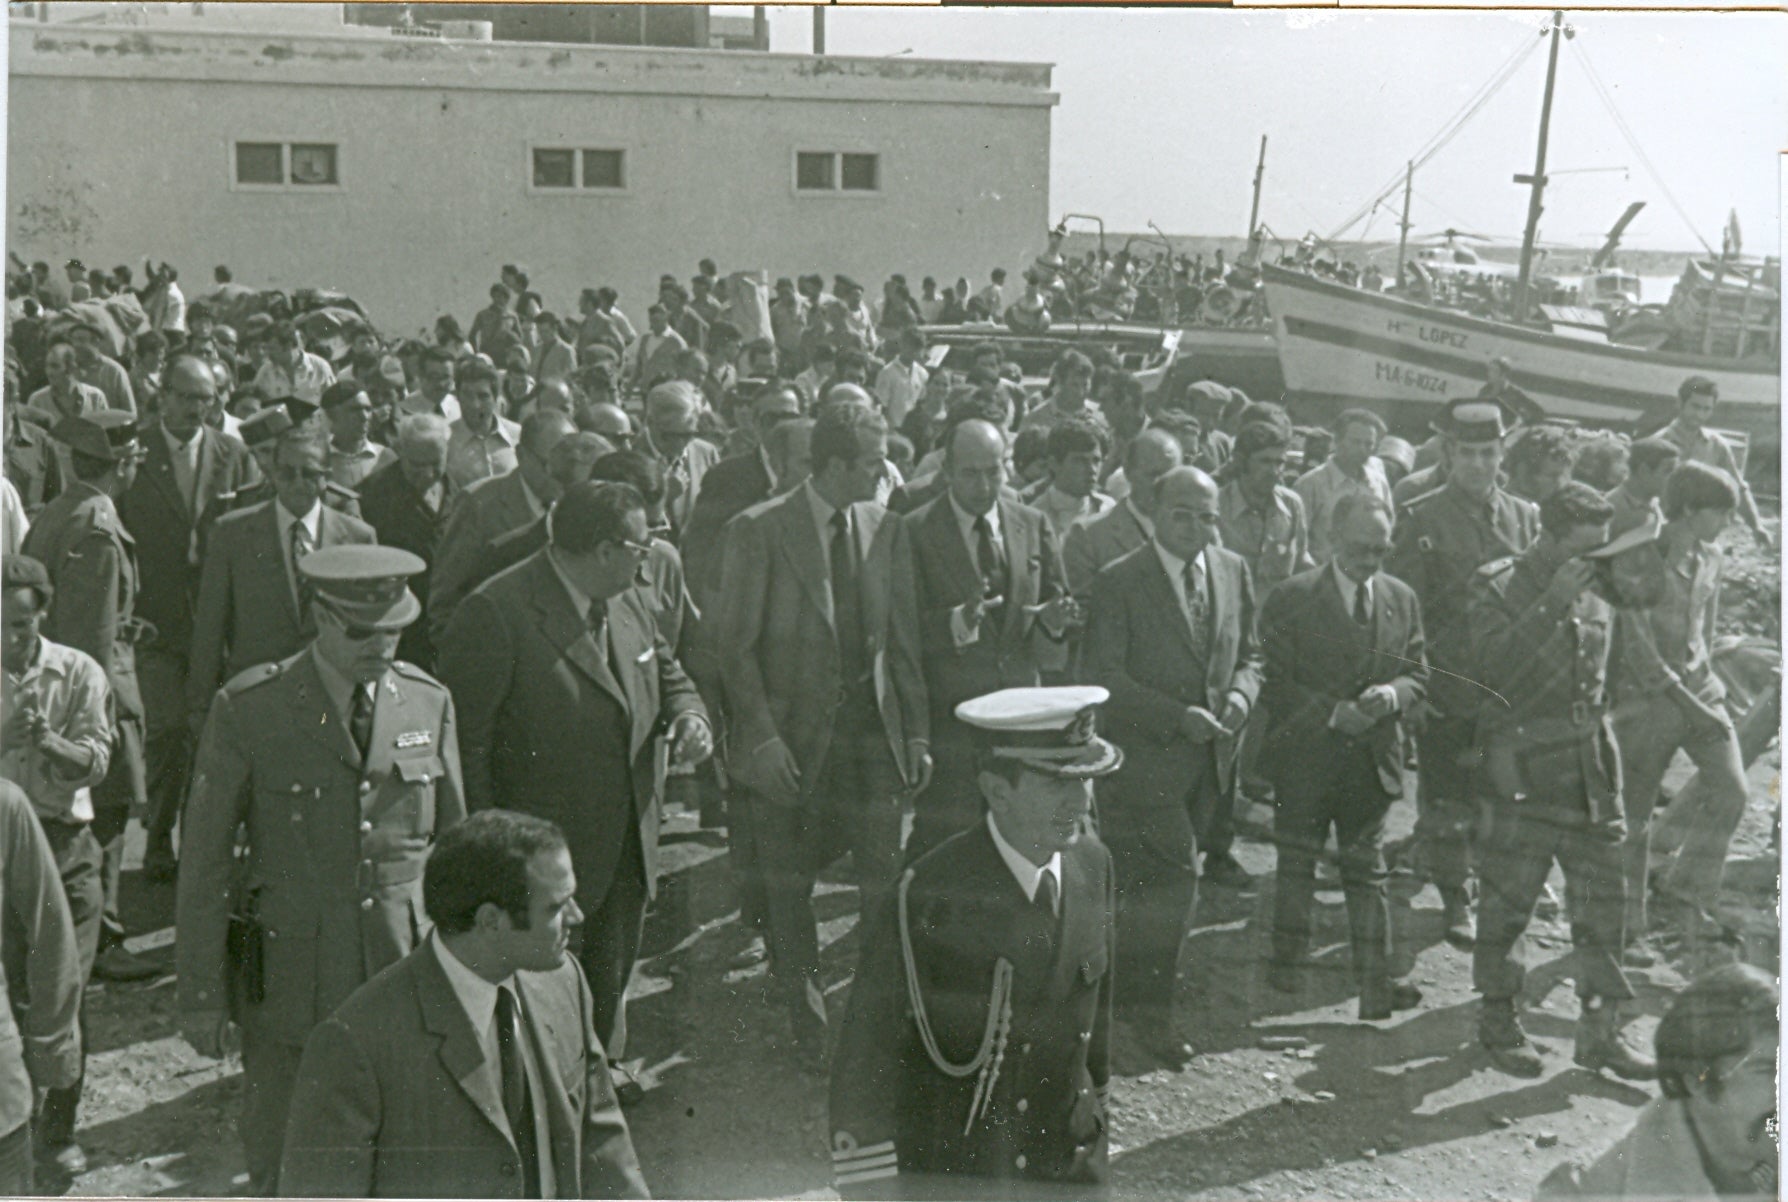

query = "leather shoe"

[143,842,178,884]
[1439,886,1476,950]
[1359,980,1423,1021]
[1201,853,1253,889]
[39,1139,89,1178]
[92,944,160,983]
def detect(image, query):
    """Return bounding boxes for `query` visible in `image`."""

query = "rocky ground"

[53,519,1782,1201]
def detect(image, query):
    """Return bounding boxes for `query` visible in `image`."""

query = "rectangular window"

[795,151,879,194]
[234,141,340,189]
[531,147,626,191]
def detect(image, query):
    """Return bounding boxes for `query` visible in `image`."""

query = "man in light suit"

[1063,428,1182,599]
[280,810,648,1199]
[1259,493,1428,1019]
[718,400,930,1065]
[428,409,576,645]
[185,423,374,724]
[118,354,257,878]
[904,417,1077,860]
[679,383,805,614]
[1081,466,1263,1066]
[436,483,712,1059]
[640,382,721,539]
[177,546,464,1195]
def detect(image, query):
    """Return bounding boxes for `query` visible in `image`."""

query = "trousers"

[139,647,196,853]
[1412,714,1476,889]
[15,820,104,1149]
[573,822,648,1059]
[0,1120,30,1194]
[1270,750,1392,994]
[240,1033,305,1196]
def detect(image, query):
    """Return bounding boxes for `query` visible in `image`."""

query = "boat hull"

[1262,265,1780,446]
[1170,326,1283,400]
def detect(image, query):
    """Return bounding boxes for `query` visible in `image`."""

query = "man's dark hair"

[1233,420,1291,466]
[489,283,512,303]
[1677,375,1717,404]
[2,554,54,610]
[710,320,741,347]
[1654,963,1777,1100]
[420,346,455,371]
[589,449,665,506]
[1508,425,1579,478]
[1332,490,1395,533]
[136,330,168,360]
[457,358,499,392]
[214,265,232,283]
[1537,480,1615,536]
[835,348,872,379]
[1334,407,1387,439]
[1629,435,1683,477]
[551,481,644,555]
[810,399,886,476]
[1053,349,1094,379]
[1012,427,1049,475]
[423,810,568,934]
[1236,400,1293,435]
[1663,461,1741,520]
[269,319,300,348]
[1046,419,1103,463]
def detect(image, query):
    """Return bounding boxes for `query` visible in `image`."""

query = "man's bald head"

[1124,428,1185,514]
[823,382,872,409]
[160,353,218,439]
[547,431,615,490]
[531,378,577,415]
[944,418,1007,516]
[1156,465,1218,507]
[578,402,633,444]
[519,408,576,460]
[1153,466,1222,562]
[646,381,701,427]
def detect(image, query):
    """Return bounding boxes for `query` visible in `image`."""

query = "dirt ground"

[56,520,1782,1201]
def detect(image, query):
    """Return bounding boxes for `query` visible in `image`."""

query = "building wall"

[9,23,1055,338]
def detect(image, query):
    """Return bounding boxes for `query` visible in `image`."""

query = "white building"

[8,6,1057,336]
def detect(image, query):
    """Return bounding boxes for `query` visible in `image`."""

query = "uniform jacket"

[0,777,83,1142]
[22,481,143,719]
[1388,482,1537,719]
[435,550,707,910]
[1467,543,1621,826]
[1062,501,1150,600]
[186,499,376,713]
[357,459,462,672]
[118,423,257,662]
[829,825,1114,1200]
[1081,543,1264,833]
[175,651,465,1045]
[905,495,1069,725]
[280,941,648,1200]
[717,487,927,801]
[429,470,544,646]
[1259,564,1427,803]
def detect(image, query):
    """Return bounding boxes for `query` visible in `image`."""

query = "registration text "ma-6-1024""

[1374,360,1451,394]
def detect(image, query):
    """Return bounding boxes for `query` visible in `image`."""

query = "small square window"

[795,152,835,191]
[841,153,879,191]
[289,143,338,186]
[235,142,284,185]
[582,149,624,189]
[533,148,576,188]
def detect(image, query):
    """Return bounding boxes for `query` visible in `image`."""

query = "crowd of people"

[0,251,1778,1201]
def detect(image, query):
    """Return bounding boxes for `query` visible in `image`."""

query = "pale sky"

[742,7,1786,255]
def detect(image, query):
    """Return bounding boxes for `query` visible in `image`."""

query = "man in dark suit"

[717,399,930,1064]
[829,686,1119,1201]
[1080,466,1263,1065]
[436,482,712,1058]
[280,810,648,1199]
[678,382,805,613]
[904,416,1076,860]
[1259,492,1428,1019]
[118,354,257,878]
[185,424,375,724]
[428,409,577,646]
[357,412,459,672]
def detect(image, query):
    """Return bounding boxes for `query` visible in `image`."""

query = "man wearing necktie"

[717,400,930,1069]
[905,417,1076,861]
[281,809,649,1198]
[829,686,1119,1201]
[1259,493,1429,1020]
[1081,467,1262,1068]
[437,482,711,1065]
[176,545,465,1195]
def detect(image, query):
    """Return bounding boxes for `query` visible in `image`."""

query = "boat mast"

[1246,135,1268,264]
[1395,161,1413,287]
[1513,9,1566,321]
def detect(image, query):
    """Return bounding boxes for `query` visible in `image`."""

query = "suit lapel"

[260,503,305,632]
[1141,547,1196,657]
[855,503,885,637]
[528,555,628,711]
[1369,570,1397,659]
[928,496,982,605]
[607,594,655,752]
[414,947,514,1148]
[774,489,834,631]
[515,976,578,1192]
[997,500,1028,643]
[141,428,191,524]
[194,429,226,524]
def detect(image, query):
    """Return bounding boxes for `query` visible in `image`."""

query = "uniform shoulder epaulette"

[389,659,446,688]
[221,660,286,696]
[1400,485,1448,514]
[1474,556,1518,582]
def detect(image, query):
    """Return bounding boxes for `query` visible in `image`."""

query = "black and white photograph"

[0,2,1781,1198]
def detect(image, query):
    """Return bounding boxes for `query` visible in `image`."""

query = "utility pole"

[1513,10,1566,321]
[1246,135,1268,247]
[813,6,826,55]
[1394,161,1414,286]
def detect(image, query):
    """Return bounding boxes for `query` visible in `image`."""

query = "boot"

[1440,885,1476,950]
[1478,998,1544,1078]
[1574,997,1657,1081]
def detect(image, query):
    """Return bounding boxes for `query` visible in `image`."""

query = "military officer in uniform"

[1465,483,1654,1082]
[829,686,1120,1201]
[175,545,465,1195]
[215,399,363,521]
[1386,398,1538,947]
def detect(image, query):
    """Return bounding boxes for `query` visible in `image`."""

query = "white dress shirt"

[804,479,843,575]
[948,494,1005,648]
[276,499,324,606]
[986,811,1061,916]
[1332,560,1373,623]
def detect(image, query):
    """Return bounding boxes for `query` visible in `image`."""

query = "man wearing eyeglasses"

[641,381,721,539]
[186,424,374,727]
[437,481,711,1065]
[118,355,257,882]
[177,544,464,1196]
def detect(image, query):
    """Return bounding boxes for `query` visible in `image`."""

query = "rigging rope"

[1326,28,1543,243]
[1569,39,1717,257]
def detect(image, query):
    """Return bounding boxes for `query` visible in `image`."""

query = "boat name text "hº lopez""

[1385,318,1469,349]
[1374,360,1451,394]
